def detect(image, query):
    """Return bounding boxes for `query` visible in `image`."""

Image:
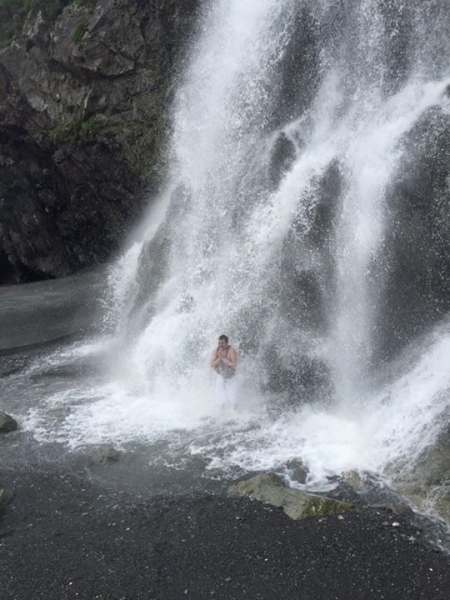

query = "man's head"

[218,334,228,349]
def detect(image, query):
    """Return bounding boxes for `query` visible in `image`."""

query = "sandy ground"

[1,469,450,600]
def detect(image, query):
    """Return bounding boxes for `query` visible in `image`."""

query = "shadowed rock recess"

[0,0,201,283]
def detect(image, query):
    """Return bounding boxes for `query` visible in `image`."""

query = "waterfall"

[28,0,450,489]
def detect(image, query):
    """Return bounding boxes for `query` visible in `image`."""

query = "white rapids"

[20,0,450,491]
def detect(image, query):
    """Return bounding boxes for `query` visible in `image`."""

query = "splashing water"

[22,0,450,489]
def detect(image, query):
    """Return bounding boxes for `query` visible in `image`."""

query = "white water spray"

[25,0,450,490]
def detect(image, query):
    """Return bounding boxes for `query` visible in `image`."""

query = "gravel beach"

[1,469,450,600]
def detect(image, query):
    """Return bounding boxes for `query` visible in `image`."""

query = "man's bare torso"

[210,339,237,378]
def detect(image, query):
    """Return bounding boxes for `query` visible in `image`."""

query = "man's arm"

[210,349,221,369]
[221,347,237,368]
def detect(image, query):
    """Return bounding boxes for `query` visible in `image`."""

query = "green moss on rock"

[435,489,450,522]
[74,0,97,12]
[0,0,80,47]
[50,116,106,144]
[228,473,355,520]
[72,21,88,42]
[0,0,27,46]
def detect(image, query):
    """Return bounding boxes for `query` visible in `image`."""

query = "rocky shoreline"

[1,468,450,600]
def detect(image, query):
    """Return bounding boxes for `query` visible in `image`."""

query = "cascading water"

[23,0,450,499]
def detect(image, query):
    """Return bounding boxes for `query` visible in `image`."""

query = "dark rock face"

[261,160,342,401]
[272,5,319,128]
[0,77,142,280]
[0,0,200,283]
[263,348,333,404]
[268,132,296,191]
[375,105,450,362]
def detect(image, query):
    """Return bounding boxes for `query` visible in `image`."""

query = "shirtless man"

[210,334,238,405]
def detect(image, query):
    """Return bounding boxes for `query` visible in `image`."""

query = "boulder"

[391,428,450,523]
[0,411,18,433]
[228,473,355,520]
[434,487,450,522]
[88,445,122,465]
[285,459,309,484]
[340,470,364,492]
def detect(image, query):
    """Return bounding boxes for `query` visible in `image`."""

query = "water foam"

[20,0,450,490]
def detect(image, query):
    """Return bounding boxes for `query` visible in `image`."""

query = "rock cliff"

[0,0,200,283]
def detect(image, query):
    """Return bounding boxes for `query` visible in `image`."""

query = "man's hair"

[218,334,228,343]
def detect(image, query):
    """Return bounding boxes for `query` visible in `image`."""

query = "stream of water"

[2,1,450,508]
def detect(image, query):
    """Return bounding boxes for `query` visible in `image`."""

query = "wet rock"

[228,472,355,520]
[323,476,364,507]
[89,445,122,465]
[268,132,296,190]
[392,427,450,522]
[375,106,450,363]
[434,487,450,522]
[263,348,333,404]
[269,4,319,128]
[280,268,327,333]
[0,105,142,282]
[285,459,309,484]
[341,470,364,492]
[370,503,415,518]
[0,411,18,433]
[307,160,342,249]
[0,486,13,513]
